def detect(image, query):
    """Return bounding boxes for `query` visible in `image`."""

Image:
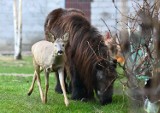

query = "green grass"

[0,56,33,74]
[0,55,130,113]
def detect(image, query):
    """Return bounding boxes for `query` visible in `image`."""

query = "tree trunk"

[13,0,22,60]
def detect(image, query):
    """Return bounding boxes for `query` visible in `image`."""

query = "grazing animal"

[27,33,69,106]
[44,8,85,94]
[44,8,117,105]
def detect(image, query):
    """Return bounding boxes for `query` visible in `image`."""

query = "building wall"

[0,0,144,52]
[91,0,117,34]
[91,0,144,35]
[66,0,91,21]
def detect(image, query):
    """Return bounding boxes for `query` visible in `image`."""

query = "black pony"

[44,8,117,105]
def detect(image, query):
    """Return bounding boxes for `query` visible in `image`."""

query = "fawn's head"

[49,32,69,56]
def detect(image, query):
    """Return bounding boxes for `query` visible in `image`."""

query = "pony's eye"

[62,44,64,47]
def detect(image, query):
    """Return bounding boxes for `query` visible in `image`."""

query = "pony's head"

[94,59,117,105]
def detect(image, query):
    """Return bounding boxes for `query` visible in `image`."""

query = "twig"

[101,18,113,38]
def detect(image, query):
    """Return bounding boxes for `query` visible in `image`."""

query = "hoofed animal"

[44,8,85,94]
[44,8,117,105]
[27,33,69,106]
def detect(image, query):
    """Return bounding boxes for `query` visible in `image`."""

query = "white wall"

[91,0,117,34]
[0,0,145,52]
[91,0,143,35]
[0,0,65,52]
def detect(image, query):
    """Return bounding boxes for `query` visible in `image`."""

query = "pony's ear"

[62,32,69,42]
[48,32,56,42]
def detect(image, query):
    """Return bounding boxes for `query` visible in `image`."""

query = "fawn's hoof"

[27,92,31,96]
[42,99,47,104]
[65,99,69,107]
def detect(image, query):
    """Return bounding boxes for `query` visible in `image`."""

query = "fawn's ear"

[48,32,56,42]
[62,32,69,42]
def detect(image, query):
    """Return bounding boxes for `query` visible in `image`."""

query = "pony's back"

[44,8,86,41]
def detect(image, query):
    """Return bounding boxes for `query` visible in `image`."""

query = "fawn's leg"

[58,68,69,106]
[36,67,44,103]
[44,69,49,103]
[28,59,40,96]
[28,71,37,96]
[55,68,69,94]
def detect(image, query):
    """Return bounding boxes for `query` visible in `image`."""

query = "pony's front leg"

[44,69,49,103]
[58,68,69,106]
[70,64,87,100]
[54,71,62,93]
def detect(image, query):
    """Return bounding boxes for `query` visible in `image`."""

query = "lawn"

[0,55,33,74]
[0,55,130,113]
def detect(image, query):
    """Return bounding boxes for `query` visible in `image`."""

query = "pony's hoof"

[55,86,63,94]
[81,98,88,102]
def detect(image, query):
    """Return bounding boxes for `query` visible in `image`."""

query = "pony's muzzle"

[100,97,112,105]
